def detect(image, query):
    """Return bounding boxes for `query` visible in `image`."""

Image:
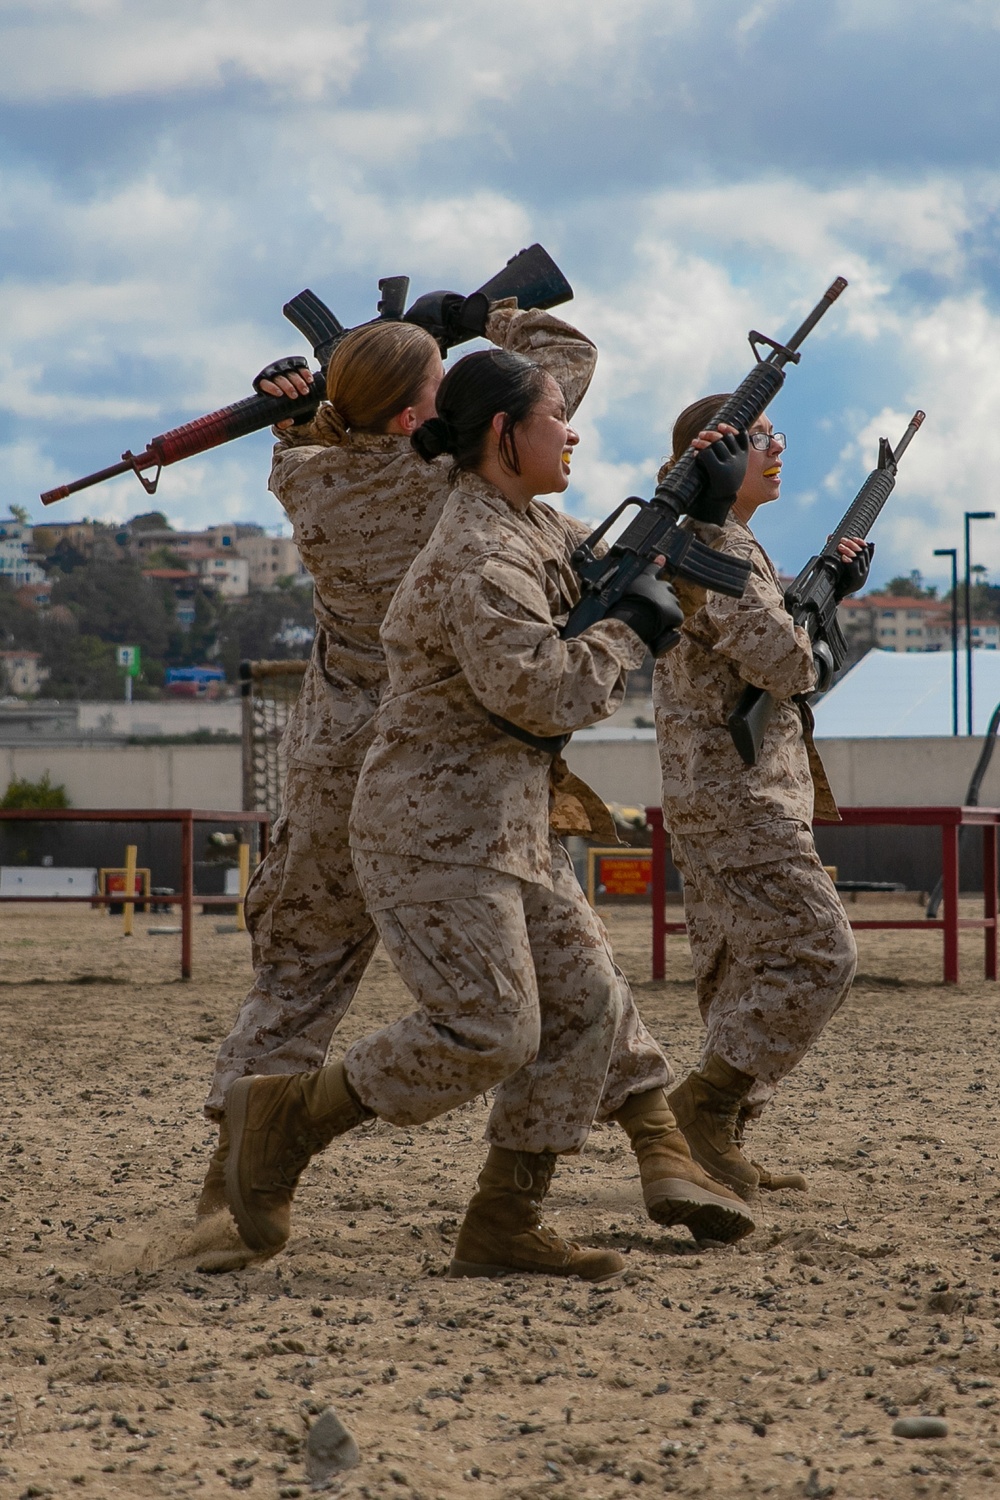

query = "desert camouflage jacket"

[350,472,646,886]
[267,306,597,769]
[653,515,839,836]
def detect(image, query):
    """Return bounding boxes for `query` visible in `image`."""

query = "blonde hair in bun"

[322,321,440,443]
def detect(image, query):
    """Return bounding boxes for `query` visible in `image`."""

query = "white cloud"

[0,3,368,102]
[0,0,699,110]
[855,295,1000,578]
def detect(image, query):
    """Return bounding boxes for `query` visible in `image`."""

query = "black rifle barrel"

[650,276,848,519]
[783,275,850,354]
[561,276,849,641]
[727,408,925,767]
[820,411,926,555]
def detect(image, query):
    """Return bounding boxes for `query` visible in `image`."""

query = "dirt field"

[3,900,1000,1500]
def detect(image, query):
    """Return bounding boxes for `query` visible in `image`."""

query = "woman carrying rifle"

[654,399,868,1197]
[221,350,755,1275]
[197,298,593,1210]
[198,304,753,1261]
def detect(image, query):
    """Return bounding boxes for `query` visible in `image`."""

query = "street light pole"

[964,511,996,735]
[934,547,959,737]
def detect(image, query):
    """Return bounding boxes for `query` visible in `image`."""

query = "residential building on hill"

[235,532,310,588]
[837,593,1000,652]
[0,650,47,696]
[189,550,250,598]
[0,516,46,589]
[29,520,99,557]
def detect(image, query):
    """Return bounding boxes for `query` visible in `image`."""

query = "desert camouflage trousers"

[206,766,670,1131]
[204,762,377,1118]
[348,839,670,1153]
[669,817,857,1114]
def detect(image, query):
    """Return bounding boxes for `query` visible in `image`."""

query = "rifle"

[561,277,848,628]
[728,409,926,767]
[40,244,573,506]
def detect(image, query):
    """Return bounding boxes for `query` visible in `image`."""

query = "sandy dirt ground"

[3,899,1000,1500]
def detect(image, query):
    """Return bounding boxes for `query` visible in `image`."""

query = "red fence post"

[647,806,666,981]
[984,823,998,981]
[181,813,194,981]
[941,820,960,984]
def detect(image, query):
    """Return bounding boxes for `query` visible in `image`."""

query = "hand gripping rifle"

[727,408,926,767]
[40,244,573,506]
[561,277,848,636]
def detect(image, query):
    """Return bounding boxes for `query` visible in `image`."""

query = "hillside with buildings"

[0,509,314,699]
[3,509,999,709]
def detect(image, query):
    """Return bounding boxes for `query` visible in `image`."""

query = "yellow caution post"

[123,843,137,937]
[236,842,251,933]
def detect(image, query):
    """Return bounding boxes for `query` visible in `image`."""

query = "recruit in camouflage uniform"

[203,305,598,1125]
[347,472,672,1149]
[222,469,754,1275]
[654,514,857,1194]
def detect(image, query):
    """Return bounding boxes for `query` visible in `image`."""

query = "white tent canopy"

[813,648,1000,738]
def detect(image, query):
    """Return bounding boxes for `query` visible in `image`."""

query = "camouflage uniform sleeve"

[484,305,597,419]
[442,555,646,737]
[701,555,818,700]
[267,403,347,495]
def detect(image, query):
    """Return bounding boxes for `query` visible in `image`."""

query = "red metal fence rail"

[646,805,1000,986]
[0,808,269,979]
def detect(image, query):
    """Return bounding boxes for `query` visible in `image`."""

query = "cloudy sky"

[3,0,1000,587]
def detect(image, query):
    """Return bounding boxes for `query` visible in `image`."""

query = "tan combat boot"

[195,1119,229,1219]
[735,1107,808,1193]
[224,1061,372,1253]
[613,1088,755,1242]
[448,1147,624,1282]
[667,1055,760,1201]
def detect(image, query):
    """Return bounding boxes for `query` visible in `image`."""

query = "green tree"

[127,511,171,531]
[0,577,43,651]
[883,569,937,599]
[1,771,69,809]
[171,587,225,668]
[38,629,122,699]
[217,588,314,678]
[50,556,172,659]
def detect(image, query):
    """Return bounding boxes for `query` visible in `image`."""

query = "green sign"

[116,645,141,678]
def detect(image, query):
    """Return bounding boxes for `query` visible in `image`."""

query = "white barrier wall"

[563,731,1000,812]
[3,734,1000,815]
[0,744,241,810]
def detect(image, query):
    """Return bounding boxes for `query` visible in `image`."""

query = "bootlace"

[257,1128,323,1194]
[527,1222,580,1263]
[514,1150,556,1196]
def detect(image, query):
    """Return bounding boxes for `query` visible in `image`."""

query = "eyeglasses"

[748,431,786,452]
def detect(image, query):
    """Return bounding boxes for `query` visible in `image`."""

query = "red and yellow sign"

[586,848,654,903]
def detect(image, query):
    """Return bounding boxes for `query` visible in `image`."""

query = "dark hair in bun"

[411,348,548,475]
[410,415,456,461]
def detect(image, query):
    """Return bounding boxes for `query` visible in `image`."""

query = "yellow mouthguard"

[763,466,780,476]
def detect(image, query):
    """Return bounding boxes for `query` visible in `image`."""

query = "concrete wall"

[75,701,241,736]
[0,744,241,810]
[6,729,1000,826]
[564,730,1000,812]
[564,730,1000,892]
